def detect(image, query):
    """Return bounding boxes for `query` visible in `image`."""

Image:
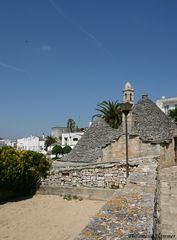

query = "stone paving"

[76,157,158,240]
[159,166,177,240]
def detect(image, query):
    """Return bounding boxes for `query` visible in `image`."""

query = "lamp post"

[120,102,133,178]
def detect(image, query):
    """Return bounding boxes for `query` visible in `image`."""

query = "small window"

[73,138,78,142]
[164,105,169,113]
[130,93,132,101]
[62,172,70,177]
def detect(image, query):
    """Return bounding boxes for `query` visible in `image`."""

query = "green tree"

[52,145,63,158]
[67,118,76,132]
[63,145,72,154]
[168,107,177,123]
[0,146,51,194]
[45,136,57,151]
[94,100,122,129]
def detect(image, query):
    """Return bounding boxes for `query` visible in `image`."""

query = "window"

[64,137,68,144]
[130,93,132,101]
[62,172,70,177]
[73,138,78,142]
[164,105,169,113]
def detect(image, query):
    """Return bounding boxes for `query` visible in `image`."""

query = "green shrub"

[52,145,63,158]
[63,194,72,200]
[72,195,78,200]
[63,145,72,154]
[63,194,83,201]
[110,182,119,189]
[0,146,51,194]
[78,196,83,201]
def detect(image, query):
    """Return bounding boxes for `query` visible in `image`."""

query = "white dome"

[124,81,133,90]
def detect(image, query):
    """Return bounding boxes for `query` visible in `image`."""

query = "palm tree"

[94,100,122,129]
[67,118,76,132]
[44,136,57,151]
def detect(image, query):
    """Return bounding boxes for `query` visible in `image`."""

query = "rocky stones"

[41,162,129,189]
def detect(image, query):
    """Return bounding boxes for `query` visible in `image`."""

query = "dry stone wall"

[76,156,159,240]
[41,162,136,189]
[102,135,161,162]
[160,141,176,168]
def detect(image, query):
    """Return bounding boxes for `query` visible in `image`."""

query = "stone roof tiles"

[62,118,123,163]
[63,95,176,163]
[131,95,176,143]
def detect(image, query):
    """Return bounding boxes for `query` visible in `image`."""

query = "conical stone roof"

[63,95,176,163]
[131,95,176,143]
[62,118,123,163]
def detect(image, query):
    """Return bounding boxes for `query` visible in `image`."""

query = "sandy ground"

[0,194,104,240]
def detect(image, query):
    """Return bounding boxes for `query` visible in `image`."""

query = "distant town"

[1,95,177,159]
[0,119,88,159]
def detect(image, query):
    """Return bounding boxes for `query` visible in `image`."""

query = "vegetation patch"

[110,182,119,189]
[63,194,83,201]
[0,146,51,195]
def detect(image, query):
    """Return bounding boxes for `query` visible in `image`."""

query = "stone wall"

[39,156,167,238]
[76,156,159,239]
[102,135,161,161]
[41,162,136,189]
[102,134,176,169]
[38,186,116,201]
[157,165,177,238]
[160,140,176,168]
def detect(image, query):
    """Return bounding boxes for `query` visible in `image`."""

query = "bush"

[0,146,51,194]
[63,194,83,201]
[52,145,63,158]
[63,194,72,200]
[63,145,72,154]
[110,182,119,189]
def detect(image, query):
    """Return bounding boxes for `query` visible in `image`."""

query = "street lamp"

[120,102,133,178]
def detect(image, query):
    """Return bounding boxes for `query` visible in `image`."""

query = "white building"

[61,132,84,149]
[17,136,46,154]
[5,139,16,148]
[0,138,5,146]
[51,127,68,140]
[156,96,177,114]
[0,138,16,147]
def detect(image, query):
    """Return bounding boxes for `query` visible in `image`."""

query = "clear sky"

[0,0,177,138]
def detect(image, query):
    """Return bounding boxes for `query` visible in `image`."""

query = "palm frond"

[93,100,122,128]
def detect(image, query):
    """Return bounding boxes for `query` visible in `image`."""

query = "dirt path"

[0,195,104,240]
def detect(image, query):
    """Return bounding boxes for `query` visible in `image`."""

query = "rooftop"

[63,94,176,163]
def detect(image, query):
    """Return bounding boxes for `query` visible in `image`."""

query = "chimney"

[142,94,148,100]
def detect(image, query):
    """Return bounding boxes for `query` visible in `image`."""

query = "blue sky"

[0,0,177,138]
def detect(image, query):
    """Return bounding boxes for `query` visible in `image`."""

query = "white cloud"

[48,0,66,17]
[41,44,52,52]
[0,61,26,73]
[48,0,114,59]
